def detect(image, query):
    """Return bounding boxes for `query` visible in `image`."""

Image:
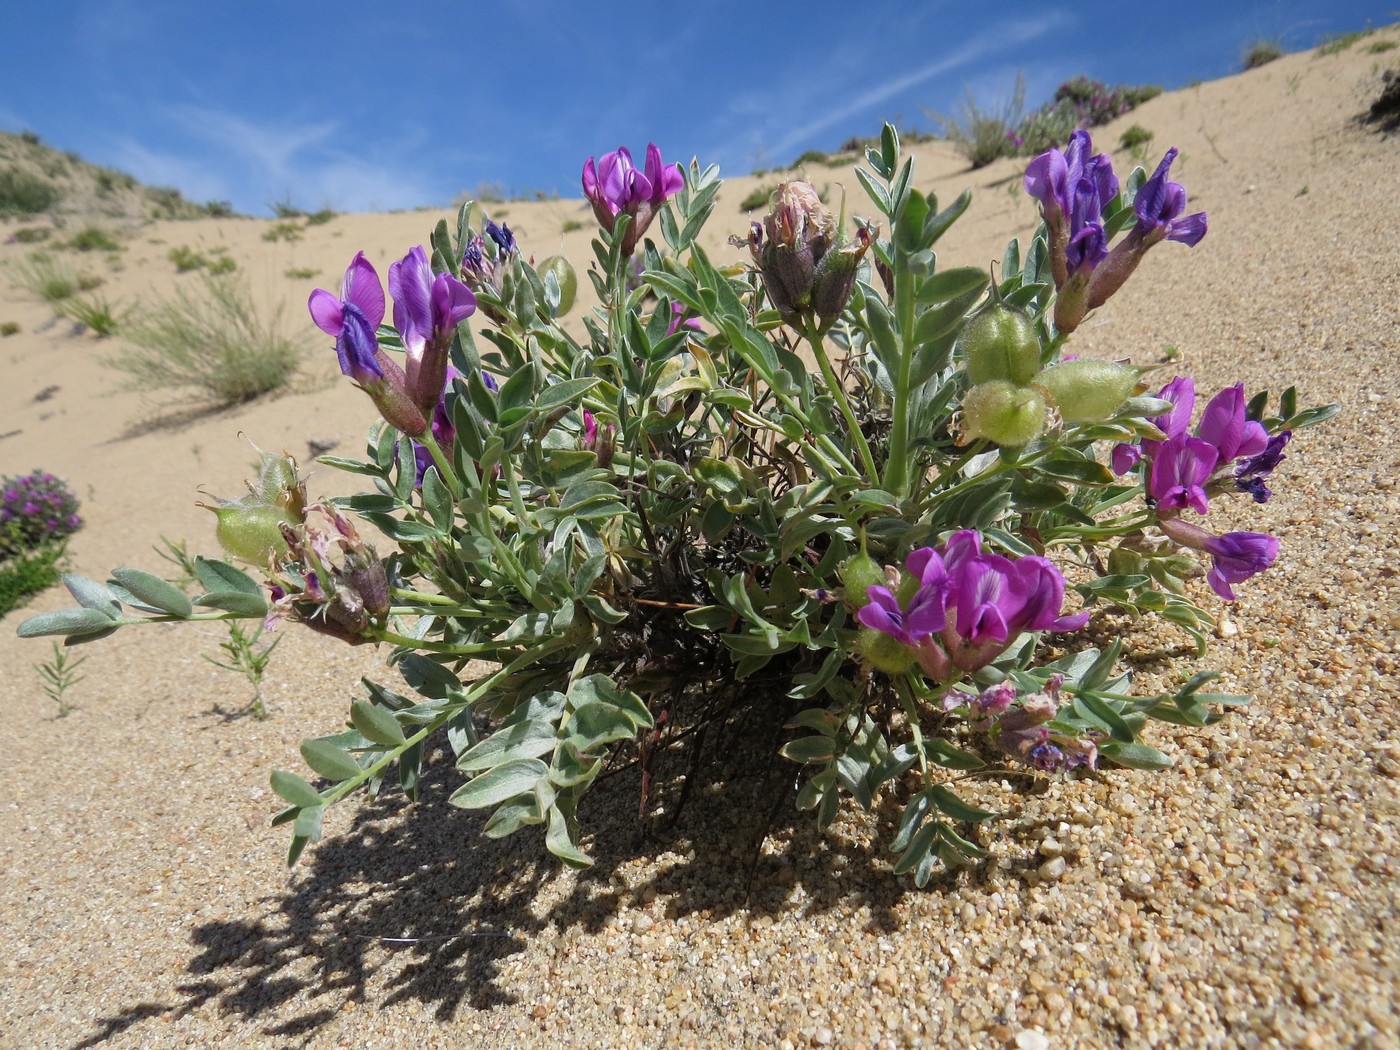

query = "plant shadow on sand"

[72,690,1066,1045]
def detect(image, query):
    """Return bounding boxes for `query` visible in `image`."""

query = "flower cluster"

[856,530,1090,680]
[582,143,684,256]
[0,469,82,558]
[309,249,475,436]
[1113,377,1288,599]
[944,677,1099,773]
[1025,130,1205,333]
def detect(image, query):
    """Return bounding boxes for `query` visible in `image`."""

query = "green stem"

[882,243,919,498]
[804,323,878,484]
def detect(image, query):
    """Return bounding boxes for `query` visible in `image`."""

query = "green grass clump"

[104,275,307,406]
[6,253,101,304]
[1317,29,1369,56]
[560,218,585,234]
[169,245,207,272]
[934,74,1026,168]
[66,227,121,252]
[1243,40,1284,69]
[58,293,123,337]
[1119,124,1154,151]
[284,266,319,280]
[207,254,237,275]
[262,221,303,243]
[1368,40,1397,54]
[12,226,50,244]
[1,322,19,336]
[304,208,336,226]
[0,167,61,216]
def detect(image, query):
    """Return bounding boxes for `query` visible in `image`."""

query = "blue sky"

[0,1,1390,216]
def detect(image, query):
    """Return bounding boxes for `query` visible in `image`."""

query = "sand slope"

[0,31,1397,1049]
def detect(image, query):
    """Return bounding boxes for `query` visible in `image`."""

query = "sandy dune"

[0,31,1397,1049]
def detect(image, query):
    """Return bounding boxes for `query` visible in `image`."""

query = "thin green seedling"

[204,620,281,720]
[35,642,87,717]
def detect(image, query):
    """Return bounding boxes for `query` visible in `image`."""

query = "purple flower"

[1235,431,1292,503]
[310,253,428,436]
[1024,131,1118,291]
[939,530,1089,672]
[1147,434,1217,514]
[485,220,516,256]
[1133,148,1208,248]
[858,545,950,647]
[387,246,476,414]
[1197,383,1268,463]
[582,143,684,255]
[1203,531,1279,600]
[309,251,386,386]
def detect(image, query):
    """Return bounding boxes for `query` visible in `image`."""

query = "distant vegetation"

[0,129,242,222]
[1243,40,1285,69]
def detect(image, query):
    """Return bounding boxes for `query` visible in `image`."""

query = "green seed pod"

[538,255,577,317]
[254,450,306,521]
[961,380,1047,447]
[958,299,1041,387]
[840,551,885,609]
[212,502,293,564]
[856,626,916,674]
[1035,359,1139,423]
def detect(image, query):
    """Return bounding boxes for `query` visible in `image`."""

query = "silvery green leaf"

[300,739,363,782]
[448,758,548,810]
[16,608,116,638]
[109,567,192,617]
[193,557,261,596]
[61,574,121,618]
[350,699,407,747]
[270,770,324,808]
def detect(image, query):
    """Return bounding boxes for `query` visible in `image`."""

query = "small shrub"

[271,198,305,219]
[66,227,121,253]
[560,218,585,233]
[1,321,20,336]
[933,74,1026,168]
[94,170,116,196]
[105,275,307,406]
[169,245,207,272]
[1243,40,1284,69]
[284,266,319,280]
[0,469,83,561]
[1317,29,1369,56]
[207,254,237,275]
[305,208,336,226]
[204,199,236,217]
[1368,40,1397,54]
[146,186,188,217]
[0,167,61,216]
[1119,124,1154,151]
[19,130,41,146]
[0,545,65,617]
[792,149,831,168]
[11,226,50,244]
[739,184,776,212]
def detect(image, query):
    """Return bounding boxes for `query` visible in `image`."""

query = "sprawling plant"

[19,128,1335,883]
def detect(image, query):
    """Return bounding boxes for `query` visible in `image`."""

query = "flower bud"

[960,381,1047,447]
[840,550,885,610]
[959,300,1041,387]
[341,549,390,620]
[856,625,916,674]
[1034,358,1139,423]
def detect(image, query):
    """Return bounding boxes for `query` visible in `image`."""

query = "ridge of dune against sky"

[0,0,1393,215]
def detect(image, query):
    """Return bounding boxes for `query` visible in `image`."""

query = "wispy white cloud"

[761,12,1072,160]
[116,105,444,214]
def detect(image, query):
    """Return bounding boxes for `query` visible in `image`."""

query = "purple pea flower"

[310,254,428,436]
[1159,515,1279,600]
[1197,382,1268,464]
[1086,148,1207,312]
[582,143,685,256]
[387,246,476,416]
[309,251,387,386]
[857,545,950,647]
[1147,435,1217,514]
[939,530,1089,672]
[1235,431,1292,503]
[485,220,516,256]
[1202,531,1279,600]
[1024,130,1118,292]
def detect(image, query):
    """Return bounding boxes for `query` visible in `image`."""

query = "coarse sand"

[0,32,1396,1050]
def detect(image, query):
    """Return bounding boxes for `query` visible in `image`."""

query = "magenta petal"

[308,288,344,335]
[389,246,433,351]
[582,156,598,200]
[906,546,947,588]
[341,252,385,328]
[1024,150,1068,215]
[432,272,476,330]
[1199,383,1247,458]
